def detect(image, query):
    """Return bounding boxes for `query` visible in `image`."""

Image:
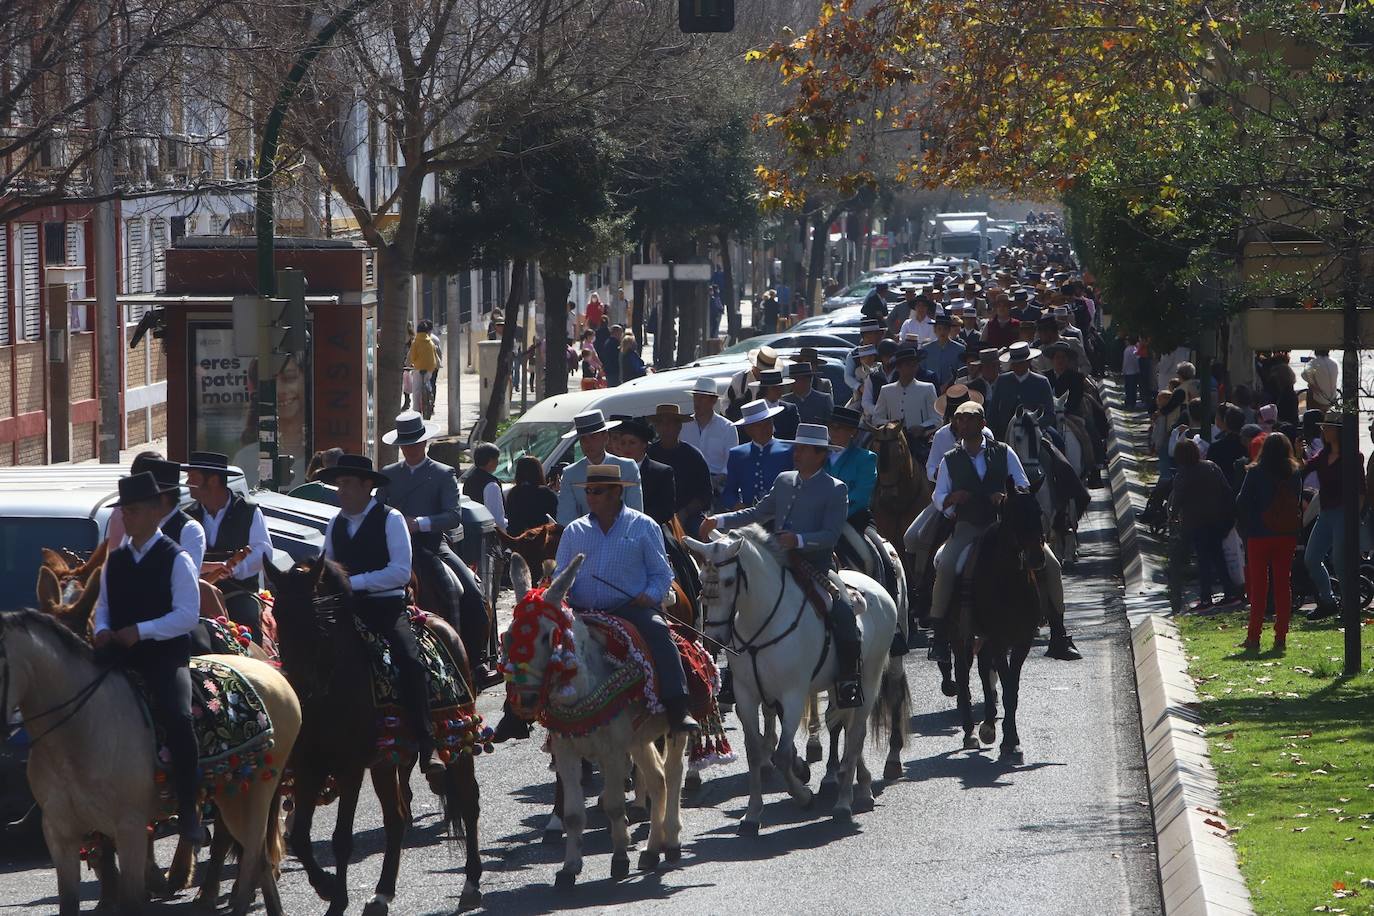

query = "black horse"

[947,487,1047,764]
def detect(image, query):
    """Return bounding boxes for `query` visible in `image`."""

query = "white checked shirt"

[681,410,738,475]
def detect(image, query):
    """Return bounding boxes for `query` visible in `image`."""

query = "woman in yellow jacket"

[408,318,441,418]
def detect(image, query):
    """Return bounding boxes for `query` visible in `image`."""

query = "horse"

[264,557,483,915]
[499,521,564,580]
[868,421,932,571]
[1006,406,1087,565]
[944,489,1047,763]
[502,554,690,888]
[684,526,899,830]
[0,609,299,916]
[1052,391,1092,482]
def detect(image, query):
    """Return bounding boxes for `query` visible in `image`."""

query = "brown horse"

[264,557,483,915]
[868,421,931,559]
[498,521,564,580]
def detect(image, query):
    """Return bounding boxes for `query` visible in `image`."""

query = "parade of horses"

[0,217,1157,915]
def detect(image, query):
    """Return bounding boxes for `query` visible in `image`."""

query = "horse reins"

[0,636,114,749]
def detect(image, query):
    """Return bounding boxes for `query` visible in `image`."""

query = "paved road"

[0,487,1160,915]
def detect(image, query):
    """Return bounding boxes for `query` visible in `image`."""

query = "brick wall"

[71,333,95,400]
[152,402,167,440]
[17,433,45,465]
[16,343,43,414]
[71,422,95,462]
[152,342,166,382]
[0,443,13,465]
[0,348,12,418]
[127,335,147,387]
[127,409,147,446]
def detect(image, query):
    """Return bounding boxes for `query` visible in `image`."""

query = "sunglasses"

[584,485,613,496]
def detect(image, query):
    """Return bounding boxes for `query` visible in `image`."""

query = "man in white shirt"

[320,454,441,775]
[185,452,273,642]
[680,377,737,486]
[871,346,940,443]
[899,296,936,344]
[1302,349,1339,412]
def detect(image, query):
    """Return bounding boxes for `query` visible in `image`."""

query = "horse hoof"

[883,759,903,781]
[665,846,682,863]
[1000,746,1025,765]
[962,735,980,750]
[805,741,823,764]
[361,896,390,916]
[792,759,811,783]
[554,870,577,890]
[798,789,816,811]
[979,721,997,745]
[638,850,660,871]
[611,855,631,880]
[458,887,483,911]
[941,678,959,698]
[684,771,702,792]
[738,820,760,837]
[542,829,562,844]
[832,806,853,825]
[819,772,837,791]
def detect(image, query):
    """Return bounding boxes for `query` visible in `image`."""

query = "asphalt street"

[0,486,1161,915]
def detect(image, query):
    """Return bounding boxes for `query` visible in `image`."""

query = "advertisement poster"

[190,326,255,467]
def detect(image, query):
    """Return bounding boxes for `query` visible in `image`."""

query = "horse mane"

[0,607,94,660]
[734,524,788,568]
[315,557,354,597]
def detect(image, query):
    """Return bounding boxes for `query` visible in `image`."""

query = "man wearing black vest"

[928,401,1031,630]
[185,452,272,642]
[93,472,203,865]
[382,411,490,668]
[322,454,441,776]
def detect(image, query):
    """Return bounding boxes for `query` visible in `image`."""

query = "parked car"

[714,331,858,353]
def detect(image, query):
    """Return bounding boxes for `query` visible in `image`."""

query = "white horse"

[684,526,898,830]
[1007,407,1080,565]
[503,554,689,889]
[0,609,300,916]
[1052,391,1092,481]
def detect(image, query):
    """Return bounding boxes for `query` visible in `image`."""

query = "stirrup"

[835,676,864,709]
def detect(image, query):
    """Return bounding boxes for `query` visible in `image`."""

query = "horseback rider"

[320,454,442,776]
[185,452,272,643]
[986,342,1061,446]
[552,463,700,734]
[93,472,203,866]
[784,361,834,425]
[928,402,1031,639]
[701,424,865,707]
[648,403,714,535]
[680,378,737,497]
[610,416,677,526]
[844,319,885,393]
[727,347,779,417]
[871,346,940,466]
[557,410,644,524]
[751,368,801,441]
[380,411,489,669]
[719,399,794,509]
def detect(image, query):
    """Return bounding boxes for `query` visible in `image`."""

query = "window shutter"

[0,227,9,345]
[20,224,40,341]
[151,218,167,291]
[125,219,145,318]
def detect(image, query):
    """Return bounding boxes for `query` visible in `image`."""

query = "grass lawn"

[1177,612,1374,915]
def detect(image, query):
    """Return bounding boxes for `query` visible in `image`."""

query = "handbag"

[402,369,414,394]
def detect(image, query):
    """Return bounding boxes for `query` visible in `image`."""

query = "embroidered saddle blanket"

[201,616,254,657]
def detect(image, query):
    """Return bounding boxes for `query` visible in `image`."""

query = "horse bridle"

[699,546,832,712]
[1014,414,1046,483]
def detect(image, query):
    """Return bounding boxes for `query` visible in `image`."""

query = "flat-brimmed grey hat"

[562,408,621,440]
[781,423,842,451]
[382,410,441,445]
[733,398,786,427]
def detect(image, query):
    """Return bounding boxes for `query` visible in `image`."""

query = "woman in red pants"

[1234,432,1303,652]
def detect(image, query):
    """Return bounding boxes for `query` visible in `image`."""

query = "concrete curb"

[1101,378,1256,916]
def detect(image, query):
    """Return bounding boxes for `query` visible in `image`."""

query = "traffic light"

[679,0,733,32]
[276,267,309,356]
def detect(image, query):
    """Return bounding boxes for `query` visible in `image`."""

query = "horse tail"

[264,788,286,879]
[870,657,910,750]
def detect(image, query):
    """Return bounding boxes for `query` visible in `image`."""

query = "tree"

[416,112,629,430]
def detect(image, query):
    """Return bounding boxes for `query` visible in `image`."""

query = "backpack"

[1261,476,1301,535]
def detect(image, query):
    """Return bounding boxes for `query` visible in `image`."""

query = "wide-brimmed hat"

[562,409,621,440]
[1042,340,1077,360]
[134,457,184,490]
[748,346,779,370]
[787,361,814,378]
[828,406,864,430]
[1000,342,1041,364]
[783,423,842,451]
[382,410,441,446]
[893,346,922,365]
[796,346,823,364]
[315,453,389,488]
[853,343,878,358]
[573,464,639,488]
[933,314,954,328]
[858,319,884,335]
[752,368,793,389]
[611,415,656,443]
[734,399,785,427]
[112,471,179,508]
[935,383,985,418]
[182,451,244,478]
[651,403,693,424]
[690,377,720,398]
[977,347,1001,366]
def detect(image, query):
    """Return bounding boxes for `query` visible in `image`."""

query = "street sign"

[632,264,670,281]
[674,263,712,281]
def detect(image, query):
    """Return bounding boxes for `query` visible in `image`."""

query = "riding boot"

[834,654,864,709]
[663,695,701,734]
[718,665,735,707]
[491,698,532,743]
[1045,634,1083,660]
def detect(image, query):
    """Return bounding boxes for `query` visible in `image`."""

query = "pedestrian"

[463,441,507,533]
[1168,438,1243,610]
[619,331,647,382]
[1302,416,1367,620]
[861,280,890,321]
[760,289,780,333]
[585,291,605,331]
[1122,336,1141,409]
[1302,347,1335,411]
[566,300,579,343]
[1207,405,1248,490]
[408,319,440,419]
[505,454,560,536]
[598,323,623,387]
[1233,384,1257,425]
[1234,432,1302,652]
[709,284,724,339]
[579,329,604,390]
